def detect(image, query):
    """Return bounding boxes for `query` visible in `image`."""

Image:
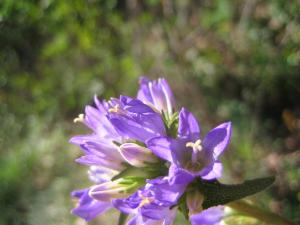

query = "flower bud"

[88,166,119,184]
[119,143,158,167]
[187,190,204,215]
[89,178,140,201]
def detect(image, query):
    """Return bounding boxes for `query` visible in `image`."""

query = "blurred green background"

[1,0,300,224]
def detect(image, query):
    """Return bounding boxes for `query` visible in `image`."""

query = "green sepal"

[196,176,275,209]
[162,111,179,138]
[177,193,189,220]
[118,212,128,225]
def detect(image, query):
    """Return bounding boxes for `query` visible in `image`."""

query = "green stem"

[227,200,298,225]
[118,213,128,225]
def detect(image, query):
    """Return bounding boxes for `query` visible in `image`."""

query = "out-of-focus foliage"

[0,0,299,224]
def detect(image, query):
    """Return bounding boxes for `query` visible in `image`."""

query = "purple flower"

[137,77,175,116]
[113,177,184,223]
[71,188,111,221]
[147,107,232,185]
[70,97,127,221]
[70,96,125,170]
[70,77,233,224]
[107,96,166,142]
[190,206,224,225]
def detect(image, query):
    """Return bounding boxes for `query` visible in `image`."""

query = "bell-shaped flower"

[73,95,121,141]
[107,96,166,142]
[147,107,232,185]
[137,77,175,116]
[70,96,126,171]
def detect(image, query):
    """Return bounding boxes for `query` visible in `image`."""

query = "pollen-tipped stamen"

[186,139,203,164]
[73,114,85,123]
[138,194,154,208]
[108,104,129,116]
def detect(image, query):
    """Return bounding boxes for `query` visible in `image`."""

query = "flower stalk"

[228,200,298,225]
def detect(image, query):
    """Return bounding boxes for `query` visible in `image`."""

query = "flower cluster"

[70,77,231,225]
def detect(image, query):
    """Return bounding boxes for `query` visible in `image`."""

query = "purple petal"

[112,199,137,214]
[168,165,195,185]
[126,215,140,225]
[80,141,121,160]
[108,97,166,142]
[94,95,109,114]
[158,78,175,115]
[169,139,190,167]
[124,98,156,114]
[178,108,200,141]
[71,188,111,221]
[71,189,86,199]
[84,105,104,131]
[140,204,170,220]
[88,166,118,184]
[201,161,223,180]
[146,137,173,162]
[75,155,123,170]
[69,134,98,145]
[109,116,155,142]
[137,77,175,115]
[203,122,232,159]
[137,77,153,104]
[146,177,185,204]
[129,210,177,225]
[126,214,160,225]
[162,207,177,225]
[190,206,224,225]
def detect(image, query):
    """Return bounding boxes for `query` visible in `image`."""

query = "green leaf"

[197,176,275,209]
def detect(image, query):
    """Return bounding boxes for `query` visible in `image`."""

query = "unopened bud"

[119,143,158,167]
[187,190,204,215]
[89,178,136,201]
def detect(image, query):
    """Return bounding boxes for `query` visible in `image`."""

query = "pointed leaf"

[197,176,275,209]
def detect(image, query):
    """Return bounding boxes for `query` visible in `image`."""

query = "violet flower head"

[70,76,274,225]
[137,77,175,116]
[147,107,232,185]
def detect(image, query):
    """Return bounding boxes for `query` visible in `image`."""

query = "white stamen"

[73,114,84,123]
[108,105,120,113]
[186,139,203,152]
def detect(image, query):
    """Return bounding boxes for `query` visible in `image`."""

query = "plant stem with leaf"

[228,200,298,225]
